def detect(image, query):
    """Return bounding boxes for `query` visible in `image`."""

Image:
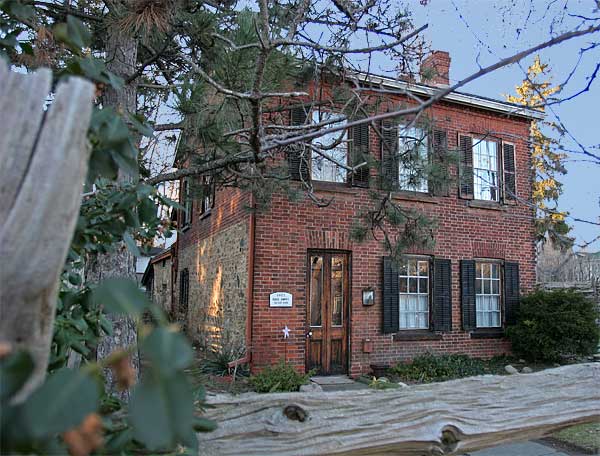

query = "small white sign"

[270,292,293,308]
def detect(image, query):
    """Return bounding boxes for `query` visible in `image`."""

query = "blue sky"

[408,0,599,250]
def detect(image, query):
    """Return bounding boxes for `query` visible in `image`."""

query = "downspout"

[228,193,256,370]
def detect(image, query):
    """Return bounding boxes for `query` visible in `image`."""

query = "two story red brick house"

[173,52,542,377]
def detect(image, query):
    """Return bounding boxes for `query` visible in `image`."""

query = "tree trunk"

[86,21,140,402]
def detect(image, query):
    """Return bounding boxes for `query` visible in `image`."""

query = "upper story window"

[398,257,430,330]
[398,126,429,193]
[475,261,501,328]
[181,179,192,228]
[198,175,214,216]
[459,135,516,202]
[473,139,499,201]
[311,110,348,183]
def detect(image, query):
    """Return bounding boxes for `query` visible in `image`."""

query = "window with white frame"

[311,110,348,183]
[398,126,429,192]
[398,258,430,329]
[475,262,501,327]
[473,139,499,201]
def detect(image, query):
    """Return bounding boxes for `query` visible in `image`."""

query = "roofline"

[355,73,545,121]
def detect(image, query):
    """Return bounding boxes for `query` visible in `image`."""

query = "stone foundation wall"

[177,220,249,355]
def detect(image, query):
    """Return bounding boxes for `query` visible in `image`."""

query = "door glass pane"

[331,256,344,326]
[310,256,323,326]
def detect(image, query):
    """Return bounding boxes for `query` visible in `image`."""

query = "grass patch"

[552,422,600,454]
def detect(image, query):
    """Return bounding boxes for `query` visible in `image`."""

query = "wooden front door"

[306,252,350,375]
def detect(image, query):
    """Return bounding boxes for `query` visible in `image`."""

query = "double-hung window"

[475,262,501,328]
[398,126,429,193]
[311,110,348,183]
[473,139,499,201]
[398,258,430,329]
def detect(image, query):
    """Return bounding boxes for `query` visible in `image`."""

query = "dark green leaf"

[22,368,100,438]
[0,351,34,401]
[92,278,148,318]
[129,373,195,451]
[142,328,193,373]
[123,231,141,256]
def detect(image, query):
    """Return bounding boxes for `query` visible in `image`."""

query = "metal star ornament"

[282,325,290,339]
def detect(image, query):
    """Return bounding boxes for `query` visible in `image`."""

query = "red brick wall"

[250,102,536,376]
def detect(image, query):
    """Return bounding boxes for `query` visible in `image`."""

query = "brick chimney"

[420,51,451,86]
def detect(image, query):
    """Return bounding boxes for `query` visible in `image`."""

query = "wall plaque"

[269,292,292,308]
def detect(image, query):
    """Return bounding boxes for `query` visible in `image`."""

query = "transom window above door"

[398,126,429,193]
[398,258,430,329]
[311,110,348,183]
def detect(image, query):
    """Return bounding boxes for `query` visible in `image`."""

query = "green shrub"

[200,348,248,377]
[507,289,599,362]
[389,353,487,383]
[250,361,315,393]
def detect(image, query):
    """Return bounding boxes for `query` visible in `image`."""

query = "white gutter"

[357,73,545,121]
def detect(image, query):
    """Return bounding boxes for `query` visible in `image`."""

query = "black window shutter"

[432,258,452,331]
[458,135,474,199]
[460,260,476,330]
[430,129,449,196]
[288,106,310,182]
[349,121,370,187]
[502,143,517,201]
[380,120,399,190]
[504,262,520,325]
[382,257,399,333]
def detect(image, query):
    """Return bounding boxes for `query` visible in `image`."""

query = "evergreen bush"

[507,289,599,362]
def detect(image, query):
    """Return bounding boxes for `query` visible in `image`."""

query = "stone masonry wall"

[151,257,172,315]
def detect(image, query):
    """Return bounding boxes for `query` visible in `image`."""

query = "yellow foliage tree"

[506,56,571,245]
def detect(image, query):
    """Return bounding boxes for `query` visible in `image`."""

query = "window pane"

[409,278,417,293]
[408,259,417,276]
[491,279,499,295]
[398,127,428,193]
[399,277,408,293]
[418,278,428,294]
[399,257,430,330]
[483,279,490,294]
[476,262,482,278]
[491,263,499,278]
[476,278,483,294]
[473,139,499,201]
[310,256,323,326]
[331,256,344,326]
[311,111,347,183]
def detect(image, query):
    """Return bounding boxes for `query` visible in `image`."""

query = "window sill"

[180,225,191,233]
[199,210,212,220]
[467,200,504,211]
[470,329,505,339]
[393,331,442,341]
[312,181,355,194]
[392,191,439,204]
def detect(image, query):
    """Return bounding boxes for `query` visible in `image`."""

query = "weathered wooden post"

[0,64,95,400]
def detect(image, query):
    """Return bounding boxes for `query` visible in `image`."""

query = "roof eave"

[356,73,545,121]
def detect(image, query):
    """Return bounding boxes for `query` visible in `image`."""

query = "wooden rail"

[198,363,600,455]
